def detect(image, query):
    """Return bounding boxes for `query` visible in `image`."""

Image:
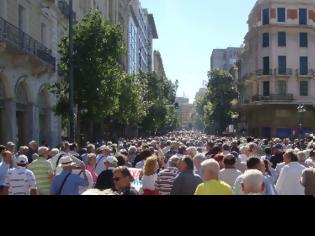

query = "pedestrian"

[2,155,37,195]
[270,144,284,169]
[95,156,118,191]
[0,145,5,162]
[241,169,265,195]
[155,156,179,195]
[49,141,71,175]
[186,147,197,158]
[127,146,137,167]
[301,164,315,196]
[297,151,308,168]
[219,154,242,187]
[195,159,232,195]
[305,149,315,167]
[85,153,98,184]
[193,153,206,177]
[0,151,12,195]
[112,166,138,195]
[28,146,54,195]
[71,162,94,195]
[50,156,89,195]
[27,140,38,164]
[142,156,158,195]
[81,144,95,165]
[171,156,202,195]
[95,145,111,175]
[276,149,306,195]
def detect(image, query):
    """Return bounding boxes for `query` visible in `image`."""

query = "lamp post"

[68,0,75,142]
[297,104,306,139]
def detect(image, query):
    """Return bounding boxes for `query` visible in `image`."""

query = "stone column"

[3,98,17,143]
[26,103,39,143]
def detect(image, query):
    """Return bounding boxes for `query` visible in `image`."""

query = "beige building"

[239,0,315,138]
[153,50,166,77]
[175,97,193,129]
[211,47,242,71]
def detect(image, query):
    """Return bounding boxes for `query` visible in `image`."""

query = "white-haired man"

[95,145,111,175]
[186,147,197,158]
[193,153,206,177]
[195,159,232,195]
[241,169,265,195]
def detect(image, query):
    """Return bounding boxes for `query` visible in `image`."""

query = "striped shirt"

[28,156,53,195]
[155,167,179,195]
[4,166,37,195]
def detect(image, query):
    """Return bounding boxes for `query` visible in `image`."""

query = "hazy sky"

[141,0,257,103]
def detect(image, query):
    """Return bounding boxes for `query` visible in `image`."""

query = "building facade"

[238,0,315,138]
[175,97,193,129]
[211,47,242,71]
[153,50,166,77]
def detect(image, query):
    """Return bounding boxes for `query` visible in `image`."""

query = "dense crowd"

[0,131,315,195]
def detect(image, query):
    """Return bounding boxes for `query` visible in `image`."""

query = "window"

[18,5,26,31]
[277,80,287,95]
[278,32,286,47]
[263,81,270,96]
[41,23,47,46]
[0,0,5,18]
[263,8,269,25]
[263,33,269,47]
[300,32,308,47]
[278,56,286,74]
[299,8,307,25]
[300,57,308,75]
[263,57,270,75]
[300,81,308,96]
[277,8,286,22]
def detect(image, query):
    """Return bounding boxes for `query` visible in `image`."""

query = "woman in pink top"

[86,153,98,184]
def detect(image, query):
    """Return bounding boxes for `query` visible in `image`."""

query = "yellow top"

[195,179,232,195]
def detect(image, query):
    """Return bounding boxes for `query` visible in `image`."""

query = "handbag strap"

[56,172,71,195]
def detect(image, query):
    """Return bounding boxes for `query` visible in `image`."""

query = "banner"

[128,168,142,192]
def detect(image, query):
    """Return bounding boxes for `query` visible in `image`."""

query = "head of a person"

[248,143,258,155]
[211,146,221,156]
[297,151,306,163]
[283,149,298,164]
[239,145,249,156]
[99,146,110,156]
[115,153,127,166]
[38,146,50,159]
[87,153,96,166]
[143,156,158,176]
[178,145,187,155]
[87,144,95,154]
[112,166,134,192]
[241,169,265,194]
[186,146,197,158]
[247,157,265,173]
[50,148,59,158]
[28,140,38,151]
[16,155,28,167]
[193,153,206,170]
[19,146,29,155]
[206,141,214,152]
[223,154,236,169]
[310,149,315,160]
[70,143,78,152]
[264,147,272,156]
[142,144,150,152]
[2,150,12,164]
[213,153,225,169]
[167,156,180,168]
[62,141,70,152]
[200,159,220,181]
[178,156,194,173]
[104,156,118,169]
[6,142,15,153]
[59,156,75,171]
[0,145,5,155]
[222,144,230,153]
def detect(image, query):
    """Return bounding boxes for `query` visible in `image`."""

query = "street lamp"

[297,104,306,139]
[68,0,75,142]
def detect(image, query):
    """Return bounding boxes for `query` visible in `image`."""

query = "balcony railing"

[252,94,294,102]
[296,69,314,78]
[0,17,56,71]
[274,68,292,76]
[256,69,273,76]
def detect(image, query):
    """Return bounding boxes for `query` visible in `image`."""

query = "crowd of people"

[0,131,315,196]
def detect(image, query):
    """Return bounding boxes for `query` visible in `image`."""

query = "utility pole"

[69,0,75,142]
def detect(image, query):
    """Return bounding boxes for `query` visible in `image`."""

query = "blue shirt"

[0,162,10,186]
[50,170,84,195]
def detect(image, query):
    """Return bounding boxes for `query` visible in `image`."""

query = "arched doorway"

[0,80,4,144]
[15,82,28,147]
[38,88,50,146]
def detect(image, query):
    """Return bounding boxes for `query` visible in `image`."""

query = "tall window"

[41,23,47,46]
[299,8,307,25]
[278,56,286,74]
[263,81,270,96]
[277,8,286,22]
[263,8,269,25]
[300,32,308,47]
[263,57,270,75]
[278,32,286,47]
[300,57,308,75]
[277,80,287,95]
[18,5,26,31]
[263,33,269,47]
[300,81,308,96]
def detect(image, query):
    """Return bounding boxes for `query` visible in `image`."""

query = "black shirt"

[270,153,284,169]
[95,169,115,190]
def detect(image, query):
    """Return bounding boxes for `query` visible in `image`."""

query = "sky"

[141,0,257,103]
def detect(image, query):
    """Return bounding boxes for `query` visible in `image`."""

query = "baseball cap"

[16,155,28,165]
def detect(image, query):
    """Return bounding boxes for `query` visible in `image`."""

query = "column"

[3,98,17,143]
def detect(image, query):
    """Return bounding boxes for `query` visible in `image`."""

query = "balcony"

[274,68,292,77]
[296,69,314,79]
[252,94,294,102]
[0,17,56,71]
[256,69,273,76]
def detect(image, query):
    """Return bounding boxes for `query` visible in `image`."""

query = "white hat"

[58,156,75,167]
[104,156,118,164]
[99,145,110,151]
[16,155,28,165]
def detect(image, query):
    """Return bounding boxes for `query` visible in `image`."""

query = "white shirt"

[49,152,83,175]
[95,154,108,176]
[219,168,242,187]
[142,174,157,190]
[4,166,37,195]
[276,162,306,195]
[71,169,94,194]
[239,154,248,163]
[276,162,286,177]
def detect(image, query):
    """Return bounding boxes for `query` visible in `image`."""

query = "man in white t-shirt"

[95,146,110,175]
[219,154,242,187]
